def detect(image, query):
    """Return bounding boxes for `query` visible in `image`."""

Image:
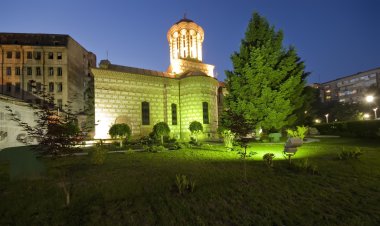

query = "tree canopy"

[189,121,203,142]
[222,12,309,136]
[109,123,131,147]
[152,122,170,145]
[5,83,84,156]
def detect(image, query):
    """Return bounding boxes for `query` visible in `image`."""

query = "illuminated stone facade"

[92,18,220,140]
[167,18,214,77]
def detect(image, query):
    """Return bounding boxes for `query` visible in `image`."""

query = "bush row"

[314,120,380,138]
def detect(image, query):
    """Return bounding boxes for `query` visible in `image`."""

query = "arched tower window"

[202,102,209,124]
[141,101,150,125]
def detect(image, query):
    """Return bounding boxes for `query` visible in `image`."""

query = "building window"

[49,67,54,76]
[6,83,12,92]
[27,51,32,59]
[48,52,54,59]
[15,83,21,93]
[34,51,41,60]
[49,82,54,92]
[6,51,12,58]
[171,103,177,125]
[57,52,62,60]
[141,101,150,125]
[36,67,41,76]
[202,102,209,124]
[27,80,33,92]
[6,67,11,76]
[15,67,21,76]
[27,67,32,76]
[57,83,63,92]
[15,51,21,59]
[36,82,42,92]
[57,67,62,76]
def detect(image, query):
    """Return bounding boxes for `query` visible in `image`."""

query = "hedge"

[314,120,380,138]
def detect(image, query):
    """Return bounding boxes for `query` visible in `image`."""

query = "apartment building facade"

[0,33,96,112]
[320,67,380,104]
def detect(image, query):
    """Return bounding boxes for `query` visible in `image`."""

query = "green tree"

[152,122,170,145]
[222,12,308,137]
[189,121,203,142]
[5,82,84,156]
[108,123,131,147]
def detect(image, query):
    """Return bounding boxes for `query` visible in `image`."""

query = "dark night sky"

[2,0,379,84]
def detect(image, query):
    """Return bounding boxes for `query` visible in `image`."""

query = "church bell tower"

[167,16,215,77]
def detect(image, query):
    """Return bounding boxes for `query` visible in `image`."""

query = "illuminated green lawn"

[1,138,380,225]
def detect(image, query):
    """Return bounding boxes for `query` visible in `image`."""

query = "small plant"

[175,174,196,195]
[56,169,73,207]
[338,147,363,160]
[221,129,236,151]
[263,153,275,168]
[189,137,201,146]
[289,158,319,175]
[89,145,107,165]
[144,145,167,153]
[235,141,257,183]
[287,126,308,140]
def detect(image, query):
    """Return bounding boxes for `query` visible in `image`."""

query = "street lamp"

[366,95,374,103]
[374,108,378,119]
[325,114,329,123]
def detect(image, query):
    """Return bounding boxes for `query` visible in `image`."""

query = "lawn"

[1,138,380,225]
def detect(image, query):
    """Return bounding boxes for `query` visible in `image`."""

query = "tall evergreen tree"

[222,12,309,136]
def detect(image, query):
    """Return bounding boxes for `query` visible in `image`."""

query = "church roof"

[175,18,194,24]
[97,61,174,78]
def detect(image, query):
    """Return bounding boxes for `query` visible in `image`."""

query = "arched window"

[202,102,209,124]
[171,103,177,125]
[141,102,150,125]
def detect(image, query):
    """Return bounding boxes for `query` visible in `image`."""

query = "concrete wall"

[0,95,36,150]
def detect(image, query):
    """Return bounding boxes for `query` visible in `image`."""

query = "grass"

[1,137,380,225]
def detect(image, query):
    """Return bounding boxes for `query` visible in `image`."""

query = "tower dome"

[167,16,204,63]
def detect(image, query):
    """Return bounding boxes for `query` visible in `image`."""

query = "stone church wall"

[93,68,219,140]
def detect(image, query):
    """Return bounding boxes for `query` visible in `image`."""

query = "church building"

[91,18,222,140]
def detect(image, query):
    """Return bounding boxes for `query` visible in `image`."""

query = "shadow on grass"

[0,146,46,180]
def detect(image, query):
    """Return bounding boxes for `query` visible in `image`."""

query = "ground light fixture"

[363,113,370,120]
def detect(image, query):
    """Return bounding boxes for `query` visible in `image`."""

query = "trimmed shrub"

[89,146,107,165]
[315,120,380,138]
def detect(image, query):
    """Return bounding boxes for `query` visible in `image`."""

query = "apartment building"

[320,67,380,103]
[0,33,96,112]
